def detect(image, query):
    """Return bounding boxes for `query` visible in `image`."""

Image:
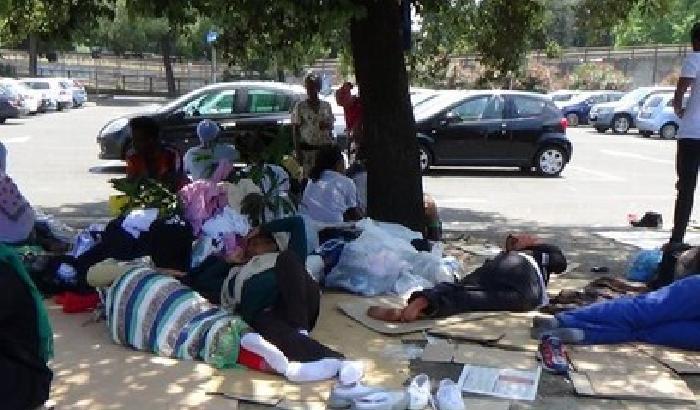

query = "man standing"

[670,22,700,245]
[291,73,335,179]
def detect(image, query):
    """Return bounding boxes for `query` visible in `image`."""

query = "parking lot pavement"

[1,101,696,232]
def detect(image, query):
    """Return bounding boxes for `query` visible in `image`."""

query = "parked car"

[61,78,87,107]
[636,93,689,139]
[21,78,72,110]
[415,90,572,176]
[547,90,582,104]
[0,79,40,114]
[589,86,674,134]
[558,91,624,127]
[97,81,306,160]
[0,84,26,123]
[18,79,55,111]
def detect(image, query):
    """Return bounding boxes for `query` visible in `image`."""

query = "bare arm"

[674,77,693,118]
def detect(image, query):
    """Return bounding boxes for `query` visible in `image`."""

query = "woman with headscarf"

[0,141,36,244]
[183,119,239,181]
[0,244,53,410]
[291,73,335,179]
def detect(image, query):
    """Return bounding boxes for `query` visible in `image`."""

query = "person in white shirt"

[670,22,700,245]
[183,119,239,180]
[301,145,363,223]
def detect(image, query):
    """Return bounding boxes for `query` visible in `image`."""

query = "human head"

[197,119,220,146]
[692,22,700,51]
[336,82,354,106]
[521,244,567,284]
[304,73,321,101]
[244,231,279,259]
[309,145,344,181]
[129,116,160,154]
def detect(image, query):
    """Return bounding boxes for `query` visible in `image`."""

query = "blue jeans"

[556,275,700,349]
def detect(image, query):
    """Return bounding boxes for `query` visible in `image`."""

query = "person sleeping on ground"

[104,264,363,383]
[532,248,700,350]
[0,244,53,410]
[367,238,567,322]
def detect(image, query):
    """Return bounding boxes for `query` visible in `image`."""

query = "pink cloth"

[178,160,233,235]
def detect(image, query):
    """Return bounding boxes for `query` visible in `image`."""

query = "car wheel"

[418,144,433,174]
[595,127,607,134]
[535,146,566,177]
[612,114,631,134]
[660,123,678,139]
[0,117,6,124]
[566,113,580,127]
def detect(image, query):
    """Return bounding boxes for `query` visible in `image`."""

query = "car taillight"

[560,117,568,130]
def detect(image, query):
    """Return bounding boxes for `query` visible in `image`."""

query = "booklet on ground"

[457,364,541,401]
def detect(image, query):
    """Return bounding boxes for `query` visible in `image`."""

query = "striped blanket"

[106,266,246,367]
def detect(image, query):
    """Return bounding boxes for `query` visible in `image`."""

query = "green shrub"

[569,63,631,90]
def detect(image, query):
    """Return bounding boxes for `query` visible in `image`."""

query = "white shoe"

[407,374,431,410]
[340,360,365,386]
[328,382,382,409]
[435,379,464,410]
[352,391,409,410]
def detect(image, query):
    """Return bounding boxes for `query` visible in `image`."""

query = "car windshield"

[157,88,208,113]
[567,93,595,105]
[549,92,579,102]
[414,92,467,121]
[619,88,653,105]
[643,95,665,108]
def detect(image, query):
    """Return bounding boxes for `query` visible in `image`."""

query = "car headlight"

[101,117,129,136]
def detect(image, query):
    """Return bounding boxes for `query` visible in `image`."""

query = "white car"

[0,79,40,114]
[21,78,73,110]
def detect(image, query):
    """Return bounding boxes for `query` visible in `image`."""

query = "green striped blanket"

[105,266,246,368]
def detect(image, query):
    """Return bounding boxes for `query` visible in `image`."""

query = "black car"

[97,81,307,160]
[415,91,572,176]
[0,85,23,124]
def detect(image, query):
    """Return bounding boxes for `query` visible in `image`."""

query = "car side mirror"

[440,112,460,126]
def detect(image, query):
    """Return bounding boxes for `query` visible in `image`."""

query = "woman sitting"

[0,244,53,410]
[533,248,700,350]
[300,145,363,224]
[0,142,36,245]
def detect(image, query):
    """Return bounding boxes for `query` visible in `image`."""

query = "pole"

[211,44,217,83]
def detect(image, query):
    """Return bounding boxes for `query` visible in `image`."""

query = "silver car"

[636,93,689,139]
[589,86,675,134]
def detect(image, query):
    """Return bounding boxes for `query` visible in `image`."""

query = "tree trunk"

[350,0,425,232]
[161,30,176,97]
[28,33,38,76]
[276,68,286,83]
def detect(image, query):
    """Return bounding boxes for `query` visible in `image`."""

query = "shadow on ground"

[40,200,112,228]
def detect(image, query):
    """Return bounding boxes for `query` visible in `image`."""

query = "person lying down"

[105,265,363,383]
[533,247,700,350]
[368,237,567,322]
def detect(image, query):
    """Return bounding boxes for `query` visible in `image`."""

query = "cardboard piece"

[338,297,498,336]
[421,341,536,370]
[429,313,539,352]
[571,370,696,403]
[568,346,666,373]
[637,344,700,375]
[463,398,511,410]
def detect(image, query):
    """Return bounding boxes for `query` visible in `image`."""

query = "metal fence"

[0,44,690,94]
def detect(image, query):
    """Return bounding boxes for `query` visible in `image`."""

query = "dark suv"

[415,91,572,176]
[97,81,306,160]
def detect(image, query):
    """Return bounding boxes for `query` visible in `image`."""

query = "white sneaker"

[352,391,409,410]
[435,379,465,410]
[407,374,431,410]
[340,360,365,386]
[328,382,382,409]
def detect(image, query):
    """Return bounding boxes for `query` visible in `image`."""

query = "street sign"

[206,30,218,44]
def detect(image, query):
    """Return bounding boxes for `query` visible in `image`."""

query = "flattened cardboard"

[337,297,498,335]
[571,369,696,403]
[568,348,666,373]
[463,397,511,410]
[421,341,536,370]
[637,344,700,375]
[429,313,539,352]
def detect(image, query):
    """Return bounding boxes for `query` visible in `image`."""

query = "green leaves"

[109,177,180,217]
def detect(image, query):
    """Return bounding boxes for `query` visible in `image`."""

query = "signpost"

[206,30,218,83]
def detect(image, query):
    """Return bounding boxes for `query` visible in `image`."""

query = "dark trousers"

[411,252,543,318]
[250,250,343,362]
[670,139,700,244]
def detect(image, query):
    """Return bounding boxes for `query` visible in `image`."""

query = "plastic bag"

[71,224,105,258]
[326,248,407,296]
[394,271,433,296]
[627,249,663,282]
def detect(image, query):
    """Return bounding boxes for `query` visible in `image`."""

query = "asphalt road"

[1,98,697,231]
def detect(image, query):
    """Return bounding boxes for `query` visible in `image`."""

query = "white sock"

[339,360,365,386]
[285,358,341,383]
[240,333,289,374]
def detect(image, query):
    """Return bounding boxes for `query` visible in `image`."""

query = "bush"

[544,40,563,59]
[569,63,631,90]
